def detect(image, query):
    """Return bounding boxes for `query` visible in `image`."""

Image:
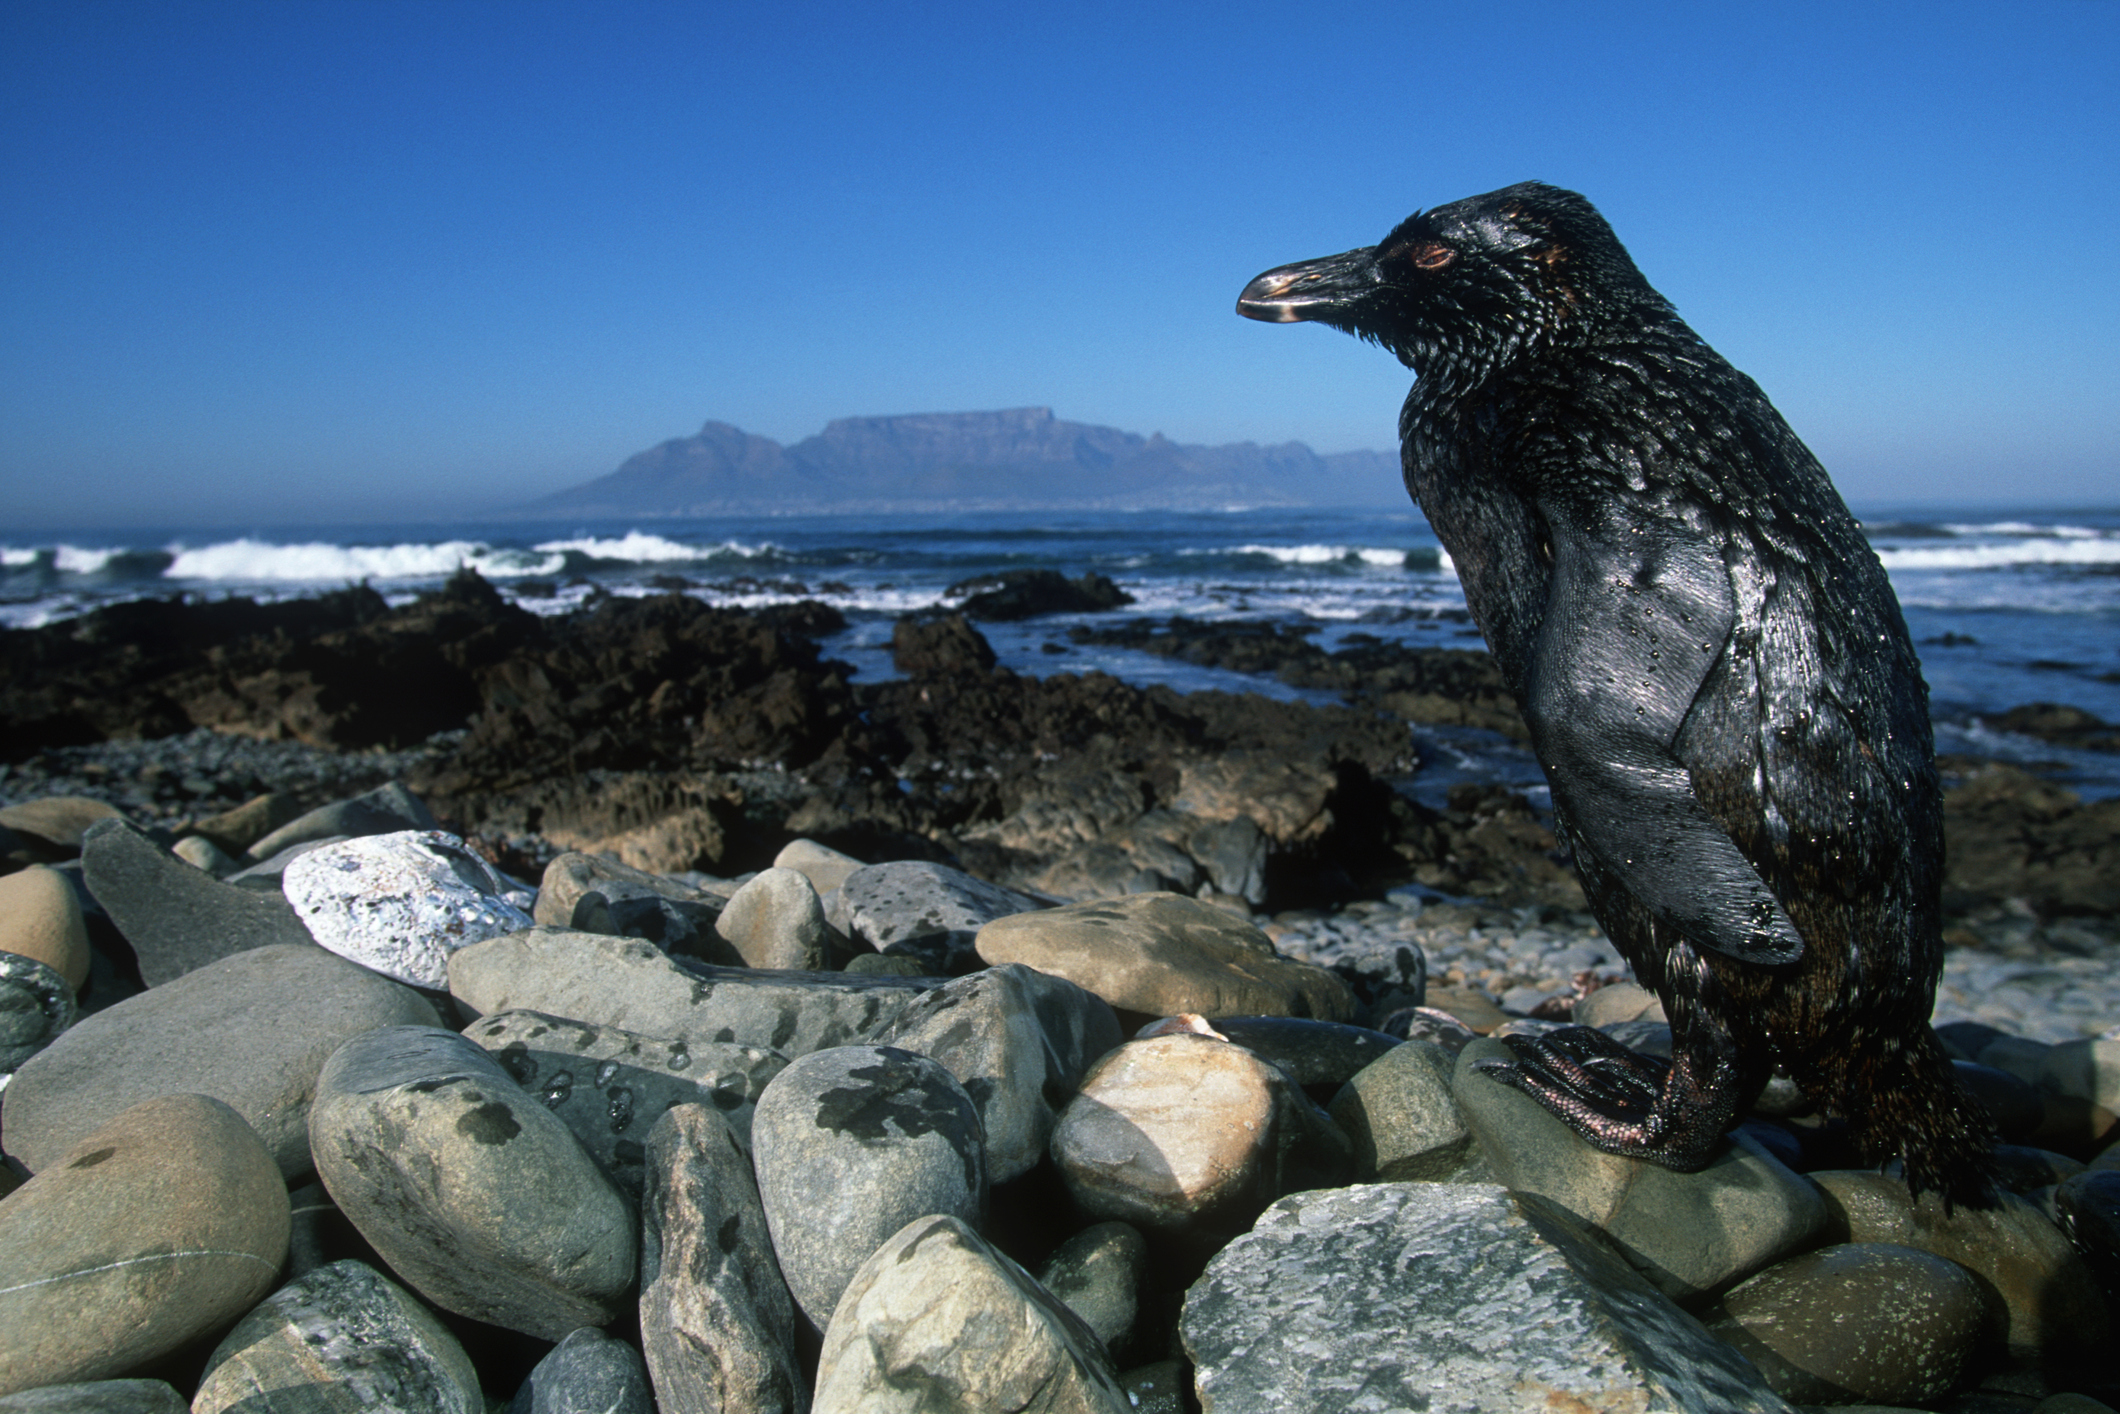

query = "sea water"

[7,504,2117,799]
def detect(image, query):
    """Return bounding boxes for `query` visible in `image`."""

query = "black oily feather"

[1239,180,1994,1206]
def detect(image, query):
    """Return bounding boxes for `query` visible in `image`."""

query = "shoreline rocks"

[0,1094,289,1396]
[2,586,2117,1410]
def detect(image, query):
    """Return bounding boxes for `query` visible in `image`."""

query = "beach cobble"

[1267,891,2120,1045]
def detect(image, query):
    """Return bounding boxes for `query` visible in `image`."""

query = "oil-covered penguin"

[1238,181,1995,1205]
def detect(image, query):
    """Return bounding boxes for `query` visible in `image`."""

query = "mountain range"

[523,408,1404,517]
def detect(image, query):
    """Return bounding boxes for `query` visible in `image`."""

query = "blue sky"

[3,0,2115,527]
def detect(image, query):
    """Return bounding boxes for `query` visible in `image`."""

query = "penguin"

[1238,181,1994,1205]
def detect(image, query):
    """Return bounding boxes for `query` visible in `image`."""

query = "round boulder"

[0,1094,289,1396]
[308,1026,636,1339]
[750,1045,985,1333]
[285,830,534,988]
[1707,1243,1988,1406]
[1051,1033,1351,1237]
[976,892,1353,1021]
[0,865,90,992]
[813,1215,1132,1414]
[3,944,439,1180]
[191,1259,481,1414]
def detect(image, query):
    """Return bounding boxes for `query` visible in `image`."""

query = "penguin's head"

[1237,181,1668,376]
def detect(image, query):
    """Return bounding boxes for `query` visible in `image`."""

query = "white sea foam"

[1876,538,2120,571]
[1,548,41,567]
[1939,521,2106,540]
[161,539,565,582]
[530,532,778,563]
[54,545,127,575]
[1200,543,1425,568]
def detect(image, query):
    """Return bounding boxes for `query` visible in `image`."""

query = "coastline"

[6,570,2113,1042]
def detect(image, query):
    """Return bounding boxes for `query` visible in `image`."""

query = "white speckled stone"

[1181,1183,1797,1414]
[285,831,534,988]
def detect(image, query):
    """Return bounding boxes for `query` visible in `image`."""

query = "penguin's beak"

[1237,247,1380,322]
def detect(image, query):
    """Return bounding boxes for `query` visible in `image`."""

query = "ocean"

[7,504,2118,801]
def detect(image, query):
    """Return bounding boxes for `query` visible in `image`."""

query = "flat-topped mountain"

[525,407,1402,516]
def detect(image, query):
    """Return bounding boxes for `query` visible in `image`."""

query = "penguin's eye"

[1388,240,1456,272]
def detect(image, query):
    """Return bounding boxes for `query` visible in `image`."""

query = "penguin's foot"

[1473,1025,1733,1170]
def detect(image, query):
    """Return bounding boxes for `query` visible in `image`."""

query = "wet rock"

[1050,1033,1351,1238]
[877,962,1121,1183]
[1330,1037,1477,1181]
[888,613,997,676]
[0,1381,186,1412]
[0,866,89,992]
[977,892,1355,1021]
[714,866,841,971]
[1111,1363,1187,1414]
[0,577,509,756]
[812,1214,1132,1414]
[0,954,73,1079]
[1705,1243,1988,1406]
[1992,1144,2086,1195]
[638,1105,803,1414]
[533,851,733,961]
[505,1327,652,1414]
[2055,1170,2120,1303]
[0,1094,289,1396]
[462,1009,787,1194]
[751,1045,985,1333]
[308,1025,637,1339]
[448,926,939,1056]
[3,944,439,1179]
[285,830,534,988]
[79,816,315,986]
[191,1258,481,1414]
[1454,1037,1829,1302]
[1181,1183,1796,1413]
[1034,1221,1146,1359]
[242,780,438,862]
[1812,1168,2108,1368]
[1943,764,2120,916]
[1213,1015,1400,1087]
[1984,702,2120,752]
[945,568,1134,621]
[836,861,1043,974]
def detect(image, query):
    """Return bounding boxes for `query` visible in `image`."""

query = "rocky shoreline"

[1,574,2117,1411]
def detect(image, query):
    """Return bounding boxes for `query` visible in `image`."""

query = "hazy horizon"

[4,0,2115,528]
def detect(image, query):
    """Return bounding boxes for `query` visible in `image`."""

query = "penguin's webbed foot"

[1473,1025,1728,1170]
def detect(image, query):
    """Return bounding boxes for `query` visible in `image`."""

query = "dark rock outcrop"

[943,569,1134,621]
[1069,618,1526,739]
[1941,764,2120,916]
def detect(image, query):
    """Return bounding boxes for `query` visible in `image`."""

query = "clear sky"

[3,0,2115,528]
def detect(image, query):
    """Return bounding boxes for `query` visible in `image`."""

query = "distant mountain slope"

[523,407,1403,516]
